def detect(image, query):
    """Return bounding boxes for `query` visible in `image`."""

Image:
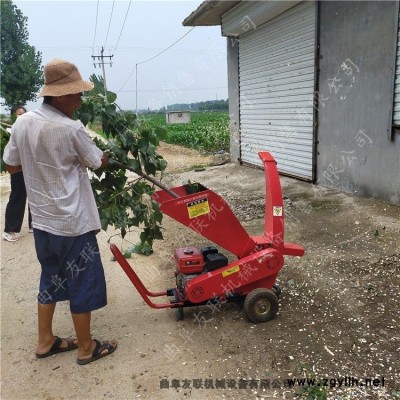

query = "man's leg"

[72,311,117,362]
[71,311,94,358]
[36,303,56,354]
[36,303,79,356]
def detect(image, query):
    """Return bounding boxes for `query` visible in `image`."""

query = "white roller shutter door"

[393,11,400,126]
[239,1,316,180]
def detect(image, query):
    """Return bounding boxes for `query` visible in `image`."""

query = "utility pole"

[91,47,113,94]
[135,63,138,114]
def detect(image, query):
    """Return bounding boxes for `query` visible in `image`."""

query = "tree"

[0,0,43,108]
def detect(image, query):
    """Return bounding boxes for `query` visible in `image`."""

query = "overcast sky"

[12,0,228,111]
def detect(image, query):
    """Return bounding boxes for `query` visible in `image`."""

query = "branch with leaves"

[75,91,168,254]
[0,124,11,173]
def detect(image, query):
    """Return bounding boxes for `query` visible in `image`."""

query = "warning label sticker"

[187,198,210,219]
[273,206,283,216]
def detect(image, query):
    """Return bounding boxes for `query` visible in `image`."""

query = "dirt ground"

[1,143,399,400]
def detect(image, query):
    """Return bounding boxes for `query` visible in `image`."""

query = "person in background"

[2,58,117,365]
[2,105,32,242]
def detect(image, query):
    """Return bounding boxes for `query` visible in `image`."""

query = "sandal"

[36,336,78,358]
[77,339,117,365]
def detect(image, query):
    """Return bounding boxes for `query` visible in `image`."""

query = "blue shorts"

[33,229,107,313]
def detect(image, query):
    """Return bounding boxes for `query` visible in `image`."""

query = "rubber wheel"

[175,307,184,321]
[244,288,279,323]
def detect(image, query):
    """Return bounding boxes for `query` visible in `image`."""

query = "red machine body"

[110,152,304,323]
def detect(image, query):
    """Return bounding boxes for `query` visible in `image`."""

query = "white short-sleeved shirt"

[3,103,103,236]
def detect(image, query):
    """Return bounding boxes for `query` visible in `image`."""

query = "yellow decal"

[222,265,240,277]
[187,198,210,219]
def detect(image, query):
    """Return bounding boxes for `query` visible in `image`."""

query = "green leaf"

[0,125,11,173]
[105,104,117,117]
[122,250,132,258]
[80,112,92,126]
[132,242,153,255]
[143,161,156,176]
[152,207,163,223]
[146,142,156,156]
[152,227,164,240]
[126,158,141,172]
[106,91,117,103]
[158,159,168,171]
[100,218,109,231]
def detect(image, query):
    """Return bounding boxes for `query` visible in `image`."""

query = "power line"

[37,46,217,56]
[118,65,137,93]
[119,86,227,93]
[104,0,116,50]
[116,47,218,55]
[118,27,196,92]
[112,0,132,56]
[138,27,196,66]
[91,0,100,53]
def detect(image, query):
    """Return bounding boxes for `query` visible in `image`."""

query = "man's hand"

[100,152,109,168]
[6,164,22,174]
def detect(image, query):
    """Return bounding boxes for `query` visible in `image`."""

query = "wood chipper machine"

[110,151,304,323]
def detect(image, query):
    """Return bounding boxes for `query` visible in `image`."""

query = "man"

[3,58,117,365]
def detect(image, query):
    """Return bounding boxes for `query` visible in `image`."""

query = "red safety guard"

[257,152,305,257]
[152,185,257,258]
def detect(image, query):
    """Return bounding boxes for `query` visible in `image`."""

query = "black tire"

[272,284,281,298]
[244,288,279,323]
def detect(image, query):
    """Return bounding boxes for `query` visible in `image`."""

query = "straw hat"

[39,59,94,97]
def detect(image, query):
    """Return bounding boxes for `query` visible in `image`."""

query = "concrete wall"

[317,1,400,204]
[226,38,240,163]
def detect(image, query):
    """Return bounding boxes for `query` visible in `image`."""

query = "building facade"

[184,1,400,204]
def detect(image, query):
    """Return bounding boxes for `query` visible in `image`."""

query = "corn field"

[142,111,230,153]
